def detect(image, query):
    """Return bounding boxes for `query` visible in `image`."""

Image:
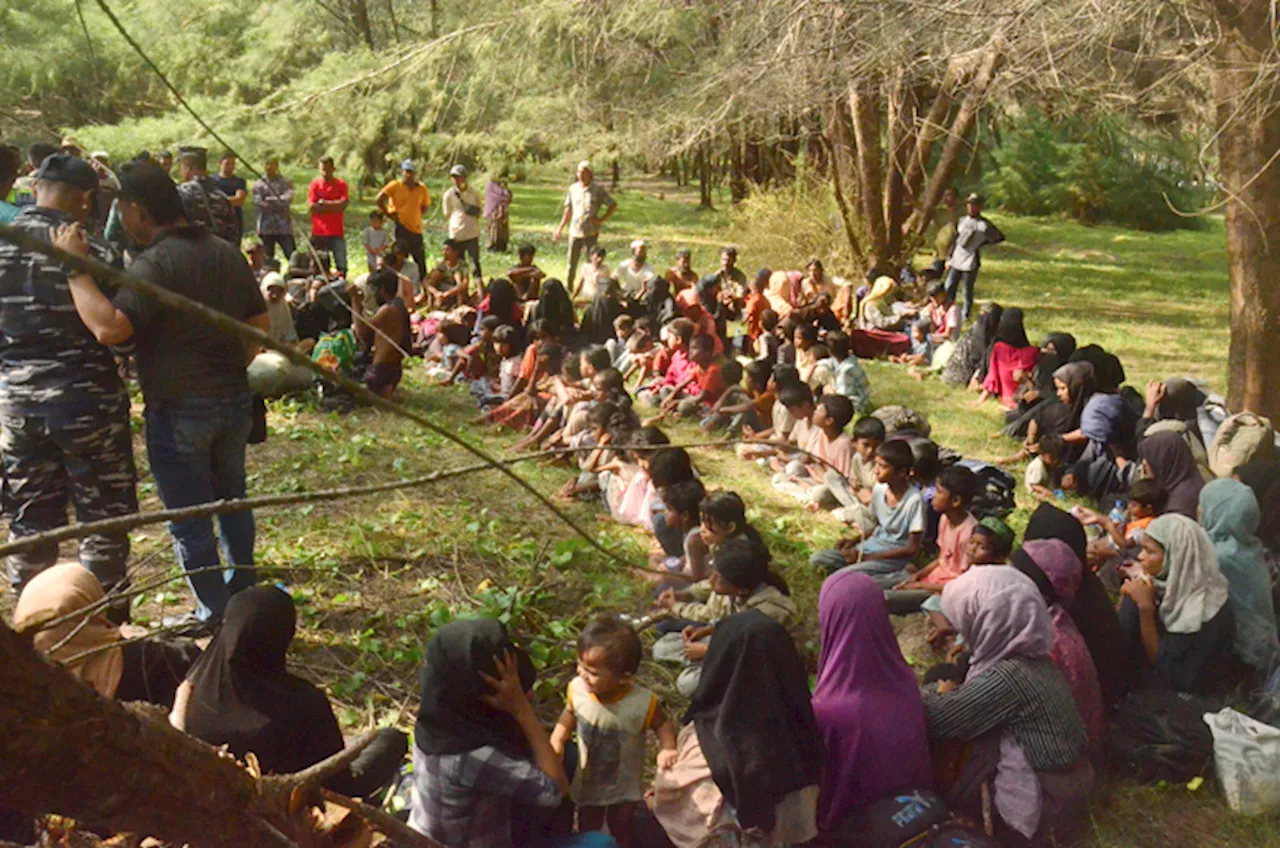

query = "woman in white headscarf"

[1119,513,1235,694]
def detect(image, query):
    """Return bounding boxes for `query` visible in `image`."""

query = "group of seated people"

[9,235,1280,848]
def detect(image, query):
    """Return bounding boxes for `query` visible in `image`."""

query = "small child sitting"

[1025,433,1068,501]
[736,364,802,461]
[765,383,817,475]
[439,314,500,386]
[472,324,520,408]
[884,465,979,615]
[697,491,769,558]
[550,616,677,845]
[775,394,856,505]
[755,308,781,363]
[809,440,925,584]
[647,479,711,587]
[1080,478,1168,591]
[925,516,1016,652]
[423,322,473,382]
[637,319,696,405]
[698,360,752,435]
[557,400,630,502]
[606,314,636,368]
[656,334,726,420]
[652,537,797,696]
[889,317,936,366]
[820,415,885,534]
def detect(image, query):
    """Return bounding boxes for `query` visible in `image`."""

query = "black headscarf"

[992,307,1031,349]
[581,278,623,346]
[1024,503,1133,705]
[531,279,576,340]
[486,277,521,327]
[183,586,345,775]
[1238,459,1280,556]
[415,618,537,756]
[1070,344,1126,393]
[1035,333,1078,395]
[1157,377,1206,424]
[972,303,1005,382]
[645,276,677,327]
[1138,430,1204,519]
[684,610,823,832]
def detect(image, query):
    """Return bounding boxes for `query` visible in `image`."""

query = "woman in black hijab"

[530,278,577,342]
[1024,503,1134,706]
[1138,430,1205,519]
[659,610,823,841]
[1237,459,1280,557]
[409,619,570,846]
[1069,344,1126,393]
[940,302,1003,387]
[580,277,623,346]
[644,275,677,327]
[176,586,407,796]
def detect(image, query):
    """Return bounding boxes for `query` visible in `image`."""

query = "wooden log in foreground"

[0,621,439,848]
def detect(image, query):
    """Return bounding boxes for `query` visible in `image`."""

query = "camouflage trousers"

[1,403,138,595]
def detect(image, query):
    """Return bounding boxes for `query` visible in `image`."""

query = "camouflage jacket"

[0,206,128,413]
[178,176,239,245]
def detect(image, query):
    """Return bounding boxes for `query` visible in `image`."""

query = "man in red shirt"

[307,155,349,276]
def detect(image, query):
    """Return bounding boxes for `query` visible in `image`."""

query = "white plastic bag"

[1205,707,1280,815]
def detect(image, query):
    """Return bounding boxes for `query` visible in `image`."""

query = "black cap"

[177,145,209,169]
[34,153,98,192]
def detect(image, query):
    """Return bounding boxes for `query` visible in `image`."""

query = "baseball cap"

[577,160,592,172]
[34,153,98,192]
[401,159,417,172]
[449,164,467,178]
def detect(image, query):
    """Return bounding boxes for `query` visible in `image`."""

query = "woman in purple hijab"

[812,571,932,833]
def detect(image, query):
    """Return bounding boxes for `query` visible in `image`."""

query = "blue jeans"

[944,266,980,321]
[145,394,257,620]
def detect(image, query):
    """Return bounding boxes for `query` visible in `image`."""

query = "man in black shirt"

[0,154,138,602]
[64,162,270,627]
[212,150,248,240]
[176,145,239,245]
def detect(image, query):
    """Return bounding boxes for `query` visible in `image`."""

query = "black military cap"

[177,145,209,169]
[34,153,98,192]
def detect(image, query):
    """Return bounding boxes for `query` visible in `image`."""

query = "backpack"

[1208,412,1277,478]
[873,405,932,438]
[834,789,948,848]
[956,459,1016,520]
[1107,688,1218,783]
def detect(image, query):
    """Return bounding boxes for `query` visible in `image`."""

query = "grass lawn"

[41,173,1277,844]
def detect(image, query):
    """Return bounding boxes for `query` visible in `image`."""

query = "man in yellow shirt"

[376,159,430,276]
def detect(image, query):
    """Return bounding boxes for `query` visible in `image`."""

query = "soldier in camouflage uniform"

[175,145,240,245]
[0,154,138,598]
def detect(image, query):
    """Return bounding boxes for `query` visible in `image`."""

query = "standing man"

[61,162,270,630]
[212,151,248,241]
[0,154,138,608]
[614,239,656,298]
[552,160,616,292]
[375,159,430,278]
[176,146,239,245]
[253,157,295,261]
[308,155,349,276]
[442,164,483,279]
[945,192,1004,321]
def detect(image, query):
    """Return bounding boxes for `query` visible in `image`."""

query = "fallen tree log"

[0,621,437,848]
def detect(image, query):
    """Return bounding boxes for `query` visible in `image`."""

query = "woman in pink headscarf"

[1011,540,1108,765]
[925,566,1093,847]
[812,571,932,835]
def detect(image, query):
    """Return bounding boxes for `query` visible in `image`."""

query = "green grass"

[129,173,1275,844]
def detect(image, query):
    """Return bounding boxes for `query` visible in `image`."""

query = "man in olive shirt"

[552,160,616,293]
[376,159,431,279]
[63,162,270,629]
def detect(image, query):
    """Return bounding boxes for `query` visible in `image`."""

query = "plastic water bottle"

[1110,499,1127,531]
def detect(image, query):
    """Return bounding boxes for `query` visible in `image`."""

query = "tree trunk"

[349,0,375,49]
[1209,0,1280,420]
[0,621,427,848]
[882,76,915,265]
[611,159,620,192]
[385,0,400,41]
[698,142,713,208]
[821,133,866,273]
[902,79,956,211]
[429,0,438,38]
[909,40,1002,239]
[850,83,887,263]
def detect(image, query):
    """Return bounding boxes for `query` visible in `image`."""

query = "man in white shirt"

[945,192,1004,321]
[614,239,657,298]
[552,160,616,291]
[442,164,483,279]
